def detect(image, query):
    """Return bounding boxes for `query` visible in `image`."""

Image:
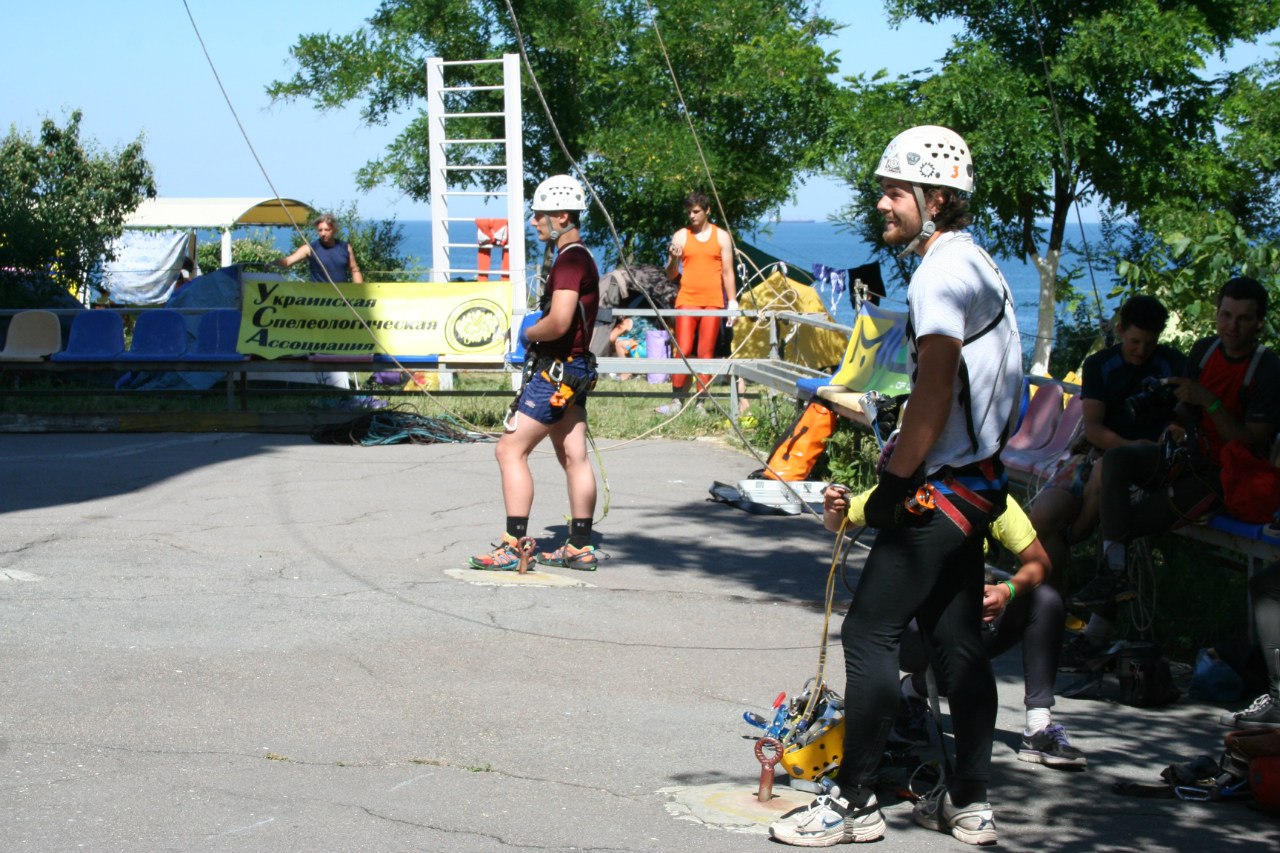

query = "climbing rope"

[309,406,484,446]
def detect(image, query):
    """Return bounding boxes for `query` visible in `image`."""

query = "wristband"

[1206,399,1222,414]
[1003,580,1016,601]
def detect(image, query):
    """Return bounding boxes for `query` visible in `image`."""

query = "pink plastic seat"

[1003,395,1083,476]
[1003,383,1065,453]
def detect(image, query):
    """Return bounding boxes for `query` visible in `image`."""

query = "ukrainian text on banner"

[239,279,511,359]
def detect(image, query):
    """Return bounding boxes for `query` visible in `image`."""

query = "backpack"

[1218,439,1280,523]
[1116,642,1180,708]
[757,401,838,481]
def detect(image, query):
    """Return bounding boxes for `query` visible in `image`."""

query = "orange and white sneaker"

[536,542,599,571]
[469,534,528,571]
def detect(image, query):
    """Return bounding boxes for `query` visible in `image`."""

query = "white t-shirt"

[907,230,1022,474]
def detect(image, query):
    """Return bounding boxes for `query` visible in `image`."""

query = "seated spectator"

[826,486,1085,769]
[1220,560,1280,729]
[1027,295,1186,666]
[1069,277,1280,649]
[608,315,652,380]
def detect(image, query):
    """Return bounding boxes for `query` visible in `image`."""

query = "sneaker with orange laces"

[468,534,531,571]
[536,542,599,571]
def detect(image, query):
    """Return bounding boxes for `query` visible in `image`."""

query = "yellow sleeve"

[990,500,1036,555]
[846,488,874,527]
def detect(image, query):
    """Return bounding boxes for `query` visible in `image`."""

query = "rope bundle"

[311,406,486,446]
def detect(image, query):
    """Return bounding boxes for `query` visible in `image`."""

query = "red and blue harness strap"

[926,459,1005,537]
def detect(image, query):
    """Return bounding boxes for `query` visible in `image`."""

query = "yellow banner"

[239,279,511,359]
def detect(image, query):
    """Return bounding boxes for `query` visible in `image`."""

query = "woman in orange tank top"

[658,191,736,414]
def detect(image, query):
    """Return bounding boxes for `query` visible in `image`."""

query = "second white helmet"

[874,125,974,193]
[531,174,588,212]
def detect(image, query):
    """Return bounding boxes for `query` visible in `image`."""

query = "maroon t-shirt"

[541,243,599,359]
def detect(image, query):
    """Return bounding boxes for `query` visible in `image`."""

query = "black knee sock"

[569,517,592,548]
[506,516,529,540]
[842,785,873,807]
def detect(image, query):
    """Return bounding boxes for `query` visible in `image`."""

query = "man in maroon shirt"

[470,175,602,572]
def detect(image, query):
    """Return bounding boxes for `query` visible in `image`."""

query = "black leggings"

[837,487,1000,799]
[1253,562,1280,698]
[1099,444,1220,543]
[900,582,1066,710]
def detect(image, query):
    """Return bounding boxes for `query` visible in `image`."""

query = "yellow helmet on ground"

[780,719,844,782]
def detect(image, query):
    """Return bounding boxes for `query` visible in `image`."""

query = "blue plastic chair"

[121,309,189,360]
[191,309,247,361]
[50,311,125,361]
[371,353,439,365]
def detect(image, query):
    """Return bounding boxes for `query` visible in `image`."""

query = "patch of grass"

[394,373,791,446]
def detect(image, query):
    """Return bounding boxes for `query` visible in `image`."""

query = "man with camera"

[1029,297,1185,663]
[1070,277,1280,619]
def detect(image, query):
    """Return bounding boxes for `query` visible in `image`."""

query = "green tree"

[195,229,280,277]
[1108,50,1280,344]
[0,111,155,305]
[267,0,840,263]
[829,0,1280,372]
[1115,212,1280,349]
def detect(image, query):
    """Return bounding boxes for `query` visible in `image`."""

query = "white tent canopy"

[124,197,316,267]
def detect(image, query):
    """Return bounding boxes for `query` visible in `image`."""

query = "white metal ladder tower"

[425,54,526,318]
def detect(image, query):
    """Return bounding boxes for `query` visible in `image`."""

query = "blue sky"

[4,2,1275,222]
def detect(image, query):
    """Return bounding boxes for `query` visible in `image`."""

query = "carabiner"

[1173,785,1212,801]
[905,483,937,515]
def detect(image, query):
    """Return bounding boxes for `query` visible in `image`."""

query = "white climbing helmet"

[874,125,974,194]
[531,174,588,213]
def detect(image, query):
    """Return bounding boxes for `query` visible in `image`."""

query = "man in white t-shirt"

[771,126,1022,848]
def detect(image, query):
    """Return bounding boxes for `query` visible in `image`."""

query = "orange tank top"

[676,224,725,308]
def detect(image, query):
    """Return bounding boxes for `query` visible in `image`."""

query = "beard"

[882,219,917,246]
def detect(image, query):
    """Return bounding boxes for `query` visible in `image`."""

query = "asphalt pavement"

[1,432,1276,851]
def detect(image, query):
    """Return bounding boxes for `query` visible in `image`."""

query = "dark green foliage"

[828,0,1280,370]
[195,229,280,277]
[267,0,841,265]
[1113,211,1280,348]
[0,111,155,306]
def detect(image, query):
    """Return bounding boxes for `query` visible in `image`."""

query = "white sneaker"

[654,398,683,415]
[913,788,997,846]
[768,787,885,846]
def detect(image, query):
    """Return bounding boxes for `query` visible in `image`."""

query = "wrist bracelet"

[1207,399,1222,414]
[1003,580,1016,601]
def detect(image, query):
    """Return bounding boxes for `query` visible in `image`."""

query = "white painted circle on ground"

[443,567,594,588]
[659,782,813,833]
[0,570,43,582]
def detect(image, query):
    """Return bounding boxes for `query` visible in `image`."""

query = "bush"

[195,229,279,276]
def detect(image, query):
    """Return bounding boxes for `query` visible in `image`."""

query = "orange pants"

[671,312,721,394]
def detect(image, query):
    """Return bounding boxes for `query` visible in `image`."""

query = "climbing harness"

[926,461,1002,538]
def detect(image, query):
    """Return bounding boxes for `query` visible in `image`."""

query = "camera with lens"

[1125,376,1178,421]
